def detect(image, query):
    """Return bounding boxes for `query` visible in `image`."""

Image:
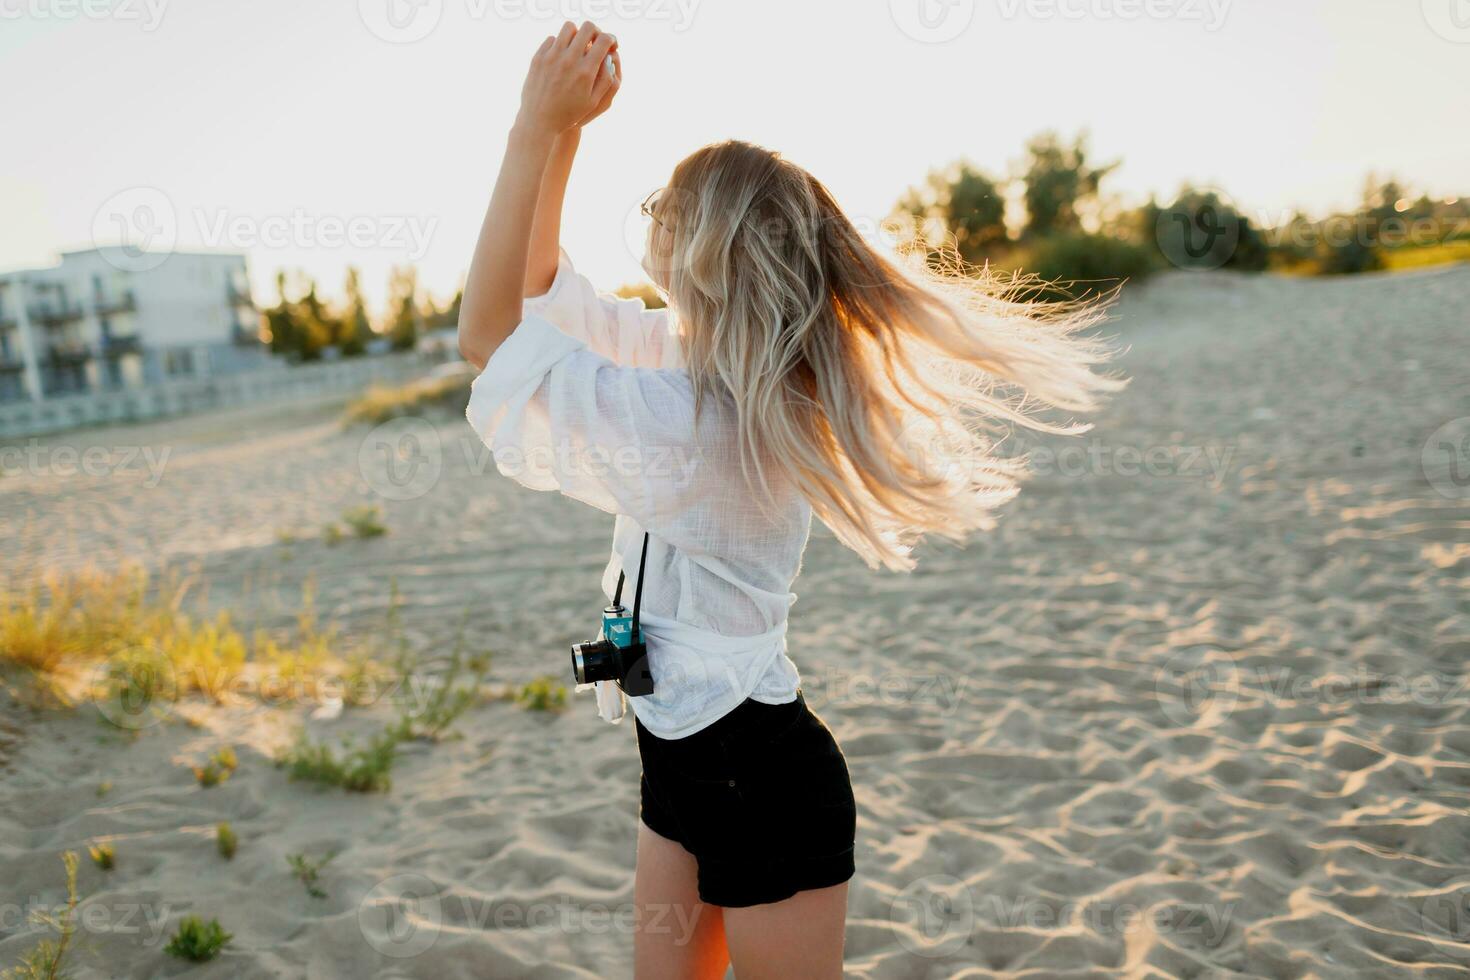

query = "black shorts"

[634,689,857,908]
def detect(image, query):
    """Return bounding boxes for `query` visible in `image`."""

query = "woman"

[458,23,1121,979]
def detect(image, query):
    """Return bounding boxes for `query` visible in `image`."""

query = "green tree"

[265,271,302,358]
[263,271,336,361]
[386,266,421,351]
[1153,187,1269,271]
[1020,131,1117,240]
[896,162,1008,263]
[423,287,464,329]
[297,279,339,358]
[338,267,373,356]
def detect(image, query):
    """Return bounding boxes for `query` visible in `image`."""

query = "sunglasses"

[640,188,670,230]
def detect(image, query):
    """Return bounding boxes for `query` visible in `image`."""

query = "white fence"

[0,353,431,439]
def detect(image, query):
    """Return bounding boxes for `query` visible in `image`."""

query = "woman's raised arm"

[459,21,618,370]
[525,45,618,297]
[524,130,580,297]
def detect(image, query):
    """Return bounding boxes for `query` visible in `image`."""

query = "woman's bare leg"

[721,882,849,979]
[633,823,729,980]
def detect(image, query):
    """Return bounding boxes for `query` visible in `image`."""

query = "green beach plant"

[163,916,231,963]
[515,675,568,712]
[392,615,491,741]
[192,746,238,788]
[216,822,238,860]
[277,725,400,793]
[87,843,115,871]
[287,851,335,899]
[1,851,80,980]
[341,504,388,539]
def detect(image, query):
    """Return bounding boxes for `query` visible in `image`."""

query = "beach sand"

[2,264,1468,978]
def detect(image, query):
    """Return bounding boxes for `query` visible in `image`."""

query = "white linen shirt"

[463,250,809,739]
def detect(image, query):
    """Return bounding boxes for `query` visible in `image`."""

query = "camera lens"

[571,638,618,684]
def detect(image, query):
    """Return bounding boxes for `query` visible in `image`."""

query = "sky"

[2,0,1467,315]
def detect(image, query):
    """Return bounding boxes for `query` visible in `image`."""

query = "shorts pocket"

[731,711,856,859]
[660,761,751,859]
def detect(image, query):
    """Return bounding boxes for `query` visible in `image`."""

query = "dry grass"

[1381,240,1470,271]
[0,565,343,709]
[1,566,158,674]
[341,368,474,426]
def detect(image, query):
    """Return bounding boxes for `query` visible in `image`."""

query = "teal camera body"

[570,531,654,698]
[571,602,654,697]
[602,604,636,648]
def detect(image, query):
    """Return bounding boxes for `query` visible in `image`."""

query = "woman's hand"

[576,46,621,127]
[516,21,619,139]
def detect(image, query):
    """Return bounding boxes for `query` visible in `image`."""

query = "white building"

[0,248,265,403]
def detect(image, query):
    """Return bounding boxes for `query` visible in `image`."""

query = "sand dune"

[2,265,1468,978]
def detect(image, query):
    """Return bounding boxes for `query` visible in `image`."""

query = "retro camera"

[570,532,654,697]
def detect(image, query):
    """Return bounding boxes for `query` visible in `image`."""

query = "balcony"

[46,341,93,365]
[101,334,142,356]
[94,290,138,315]
[29,302,84,325]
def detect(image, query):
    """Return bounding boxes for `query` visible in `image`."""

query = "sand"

[1,263,1468,978]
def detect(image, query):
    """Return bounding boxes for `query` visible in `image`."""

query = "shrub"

[216,822,238,860]
[341,504,387,539]
[1152,190,1270,271]
[164,916,231,963]
[277,726,400,793]
[1316,238,1385,275]
[192,746,238,788]
[516,675,568,712]
[88,843,115,871]
[1017,233,1156,301]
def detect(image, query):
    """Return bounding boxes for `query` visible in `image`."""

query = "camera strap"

[612,531,651,645]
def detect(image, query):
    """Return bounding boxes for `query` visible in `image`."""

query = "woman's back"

[464,248,814,736]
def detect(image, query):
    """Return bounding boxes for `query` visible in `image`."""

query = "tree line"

[257,134,1466,359]
[894,131,1469,299]
[261,266,461,362]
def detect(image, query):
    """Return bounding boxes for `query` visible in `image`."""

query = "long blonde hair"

[647,140,1125,572]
